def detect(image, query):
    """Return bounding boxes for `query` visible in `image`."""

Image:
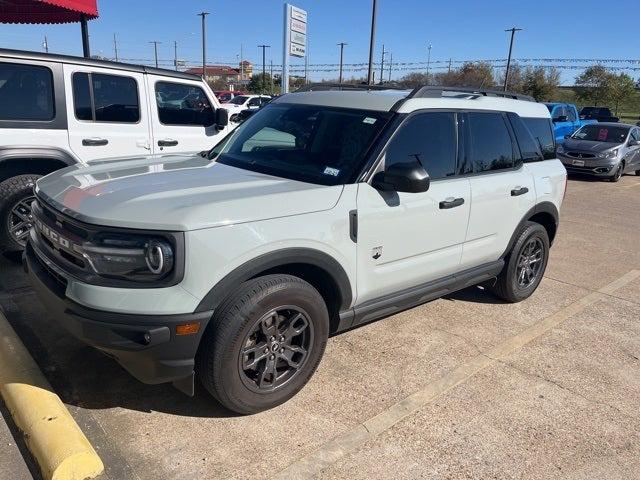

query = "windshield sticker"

[597,128,608,141]
[323,167,340,177]
[363,117,377,124]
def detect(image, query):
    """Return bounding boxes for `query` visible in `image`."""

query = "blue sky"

[1,0,638,84]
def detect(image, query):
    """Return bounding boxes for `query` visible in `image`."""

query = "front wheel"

[0,174,41,252]
[489,222,550,303]
[196,274,329,414]
[608,162,624,182]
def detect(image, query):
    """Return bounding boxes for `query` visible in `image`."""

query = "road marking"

[275,270,640,479]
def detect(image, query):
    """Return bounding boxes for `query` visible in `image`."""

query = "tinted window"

[385,112,457,180]
[155,81,214,126]
[467,112,514,172]
[566,106,577,122]
[523,118,555,160]
[92,73,139,122]
[0,63,54,121]
[72,72,92,120]
[507,113,543,162]
[247,97,262,107]
[631,129,640,141]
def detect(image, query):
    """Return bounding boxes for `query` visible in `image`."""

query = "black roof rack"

[295,82,407,93]
[407,86,535,102]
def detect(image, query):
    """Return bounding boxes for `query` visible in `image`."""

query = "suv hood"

[36,154,343,231]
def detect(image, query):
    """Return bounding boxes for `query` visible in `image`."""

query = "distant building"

[185,61,253,83]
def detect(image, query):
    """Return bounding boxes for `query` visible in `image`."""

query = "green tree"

[609,73,636,115]
[247,73,272,94]
[522,66,560,101]
[575,65,614,106]
[499,63,525,93]
[437,62,495,88]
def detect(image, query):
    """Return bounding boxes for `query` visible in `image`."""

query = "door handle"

[439,197,465,209]
[511,186,529,196]
[82,138,108,146]
[158,139,179,147]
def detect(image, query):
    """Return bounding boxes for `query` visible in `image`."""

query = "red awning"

[0,0,98,24]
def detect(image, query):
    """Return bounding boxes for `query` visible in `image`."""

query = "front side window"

[467,112,515,172]
[247,97,262,107]
[571,125,629,144]
[155,81,214,126]
[553,106,566,120]
[210,103,391,185]
[72,72,139,123]
[631,129,640,142]
[384,112,457,180]
[229,95,249,105]
[0,62,54,121]
[566,106,577,122]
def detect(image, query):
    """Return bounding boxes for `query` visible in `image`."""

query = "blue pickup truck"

[544,103,597,143]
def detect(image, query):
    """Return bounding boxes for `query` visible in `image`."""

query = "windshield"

[571,124,629,143]
[209,103,392,185]
[229,95,249,105]
[545,104,554,113]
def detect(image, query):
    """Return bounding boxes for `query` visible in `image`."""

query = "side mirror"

[371,160,430,193]
[553,115,568,123]
[215,108,229,130]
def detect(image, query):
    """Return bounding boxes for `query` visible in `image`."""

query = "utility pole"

[367,0,378,85]
[113,34,118,61]
[426,44,432,84]
[43,36,48,53]
[258,44,270,94]
[240,44,244,81]
[337,42,347,84]
[448,57,452,73]
[270,60,274,95]
[503,27,522,91]
[379,44,386,85]
[198,12,210,78]
[149,41,161,68]
[388,52,393,82]
[173,41,178,70]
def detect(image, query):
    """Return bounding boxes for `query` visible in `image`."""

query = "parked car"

[0,49,233,252]
[214,90,246,103]
[544,102,597,143]
[24,85,566,414]
[579,106,619,123]
[557,122,640,181]
[223,94,271,122]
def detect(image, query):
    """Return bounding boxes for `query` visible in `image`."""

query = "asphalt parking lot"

[1,173,639,480]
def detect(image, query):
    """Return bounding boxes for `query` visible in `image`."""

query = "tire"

[608,162,624,182]
[635,169,640,176]
[196,274,329,414]
[0,174,41,253]
[490,221,550,303]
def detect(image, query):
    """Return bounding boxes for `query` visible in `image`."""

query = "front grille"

[566,151,596,159]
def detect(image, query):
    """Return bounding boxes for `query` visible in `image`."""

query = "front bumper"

[24,242,212,394]
[558,155,618,177]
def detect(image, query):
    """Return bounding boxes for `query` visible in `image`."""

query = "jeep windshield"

[571,124,629,143]
[209,103,392,185]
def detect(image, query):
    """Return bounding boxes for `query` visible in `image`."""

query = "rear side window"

[0,62,54,121]
[466,112,514,172]
[385,112,457,180]
[155,81,214,126]
[522,117,556,159]
[72,72,139,123]
[507,113,543,163]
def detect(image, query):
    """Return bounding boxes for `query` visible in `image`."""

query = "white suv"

[223,94,271,122]
[0,49,233,252]
[24,84,567,414]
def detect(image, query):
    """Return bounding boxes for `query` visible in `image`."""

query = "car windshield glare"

[209,103,392,185]
[571,125,629,143]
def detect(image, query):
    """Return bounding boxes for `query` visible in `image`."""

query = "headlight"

[77,234,175,282]
[556,144,565,154]
[605,149,619,159]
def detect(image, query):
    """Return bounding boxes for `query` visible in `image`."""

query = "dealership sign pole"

[282,3,307,94]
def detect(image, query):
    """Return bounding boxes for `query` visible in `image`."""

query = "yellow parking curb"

[0,310,104,480]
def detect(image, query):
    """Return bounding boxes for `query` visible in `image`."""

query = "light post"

[379,44,387,85]
[258,44,271,93]
[149,41,161,68]
[337,42,347,84]
[503,27,522,91]
[197,12,210,78]
[426,44,432,84]
[367,0,377,85]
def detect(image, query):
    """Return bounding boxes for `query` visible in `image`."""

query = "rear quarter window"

[0,62,55,121]
[522,117,555,160]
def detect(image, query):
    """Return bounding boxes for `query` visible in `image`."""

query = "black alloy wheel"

[515,237,544,289]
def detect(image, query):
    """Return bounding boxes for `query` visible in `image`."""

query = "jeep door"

[356,112,471,305]
[460,111,536,268]
[64,65,152,161]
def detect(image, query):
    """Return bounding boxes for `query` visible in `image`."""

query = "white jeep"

[25,84,566,414]
[0,48,233,252]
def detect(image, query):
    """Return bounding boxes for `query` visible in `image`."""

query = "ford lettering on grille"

[35,217,73,251]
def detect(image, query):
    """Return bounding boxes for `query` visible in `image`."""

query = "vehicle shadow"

[443,284,508,304]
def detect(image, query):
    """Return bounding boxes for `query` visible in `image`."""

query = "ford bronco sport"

[24,84,566,414]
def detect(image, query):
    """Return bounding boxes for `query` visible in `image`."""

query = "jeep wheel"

[490,221,549,303]
[0,174,41,252]
[197,274,329,414]
[608,162,624,182]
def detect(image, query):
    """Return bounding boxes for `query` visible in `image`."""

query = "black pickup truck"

[579,106,619,123]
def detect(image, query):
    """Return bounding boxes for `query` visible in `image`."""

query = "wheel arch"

[0,147,77,183]
[194,248,353,332]
[502,202,559,258]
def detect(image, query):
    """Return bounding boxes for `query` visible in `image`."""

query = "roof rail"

[407,86,535,102]
[295,82,406,93]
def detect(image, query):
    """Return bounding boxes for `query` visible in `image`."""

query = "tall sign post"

[282,4,307,94]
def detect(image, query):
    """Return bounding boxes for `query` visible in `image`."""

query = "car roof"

[0,48,201,82]
[276,87,549,118]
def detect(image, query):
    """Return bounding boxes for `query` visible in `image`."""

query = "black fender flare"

[194,248,353,313]
[501,201,559,258]
[0,147,78,167]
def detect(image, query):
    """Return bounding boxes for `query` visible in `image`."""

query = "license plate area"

[572,159,585,166]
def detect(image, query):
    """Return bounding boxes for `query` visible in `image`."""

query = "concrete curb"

[0,310,104,480]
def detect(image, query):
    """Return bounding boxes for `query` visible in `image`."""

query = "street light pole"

[149,41,161,68]
[503,27,522,91]
[426,44,432,84]
[337,42,347,84]
[174,41,178,70]
[367,0,378,85]
[197,12,210,79]
[258,44,271,94]
[113,34,118,61]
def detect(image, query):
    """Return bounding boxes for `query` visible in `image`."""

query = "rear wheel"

[0,174,40,252]
[490,221,549,303]
[196,274,329,414]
